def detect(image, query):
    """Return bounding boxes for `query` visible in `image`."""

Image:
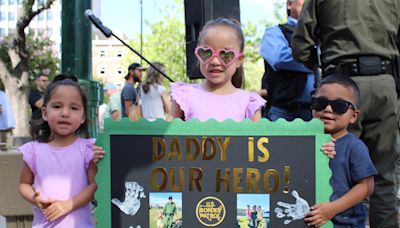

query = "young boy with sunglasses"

[304,74,377,227]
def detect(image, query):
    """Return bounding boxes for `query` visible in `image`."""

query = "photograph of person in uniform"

[149,192,182,228]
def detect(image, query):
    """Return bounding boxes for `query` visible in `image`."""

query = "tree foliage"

[120,1,187,84]
[0,0,55,136]
[25,29,60,81]
[121,0,288,91]
[243,21,264,91]
[273,0,287,23]
[0,29,60,86]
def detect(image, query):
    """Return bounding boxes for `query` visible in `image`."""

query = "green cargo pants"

[348,74,400,228]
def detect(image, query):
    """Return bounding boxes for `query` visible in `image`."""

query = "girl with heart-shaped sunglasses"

[167,18,266,122]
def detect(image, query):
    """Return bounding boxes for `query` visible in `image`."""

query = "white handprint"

[112,181,146,216]
[274,190,310,225]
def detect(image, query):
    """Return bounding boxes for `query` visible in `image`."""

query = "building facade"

[0,0,61,52]
[92,30,129,88]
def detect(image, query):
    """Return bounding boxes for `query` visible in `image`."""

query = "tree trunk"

[0,0,56,137]
[4,73,30,137]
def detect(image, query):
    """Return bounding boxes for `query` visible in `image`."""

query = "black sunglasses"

[311,97,357,114]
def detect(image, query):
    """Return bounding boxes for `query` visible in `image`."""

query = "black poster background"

[110,135,315,227]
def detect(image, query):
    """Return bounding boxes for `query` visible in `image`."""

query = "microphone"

[84,9,112,38]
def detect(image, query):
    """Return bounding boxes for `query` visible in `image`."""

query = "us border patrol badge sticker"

[196,196,226,226]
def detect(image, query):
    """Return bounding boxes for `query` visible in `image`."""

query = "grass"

[149,208,182,228]
[237,216,268,228]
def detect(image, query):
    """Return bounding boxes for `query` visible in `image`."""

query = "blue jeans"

[267,106,312,121]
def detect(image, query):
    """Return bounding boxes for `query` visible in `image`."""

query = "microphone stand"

[86,10,174,82]
[111,32,174,82]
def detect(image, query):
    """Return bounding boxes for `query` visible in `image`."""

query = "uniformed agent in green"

[163,196,177,228]
[291,0,400,227]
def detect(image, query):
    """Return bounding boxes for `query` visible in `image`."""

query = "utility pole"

[62,0,102,137]
[140,0,143,65]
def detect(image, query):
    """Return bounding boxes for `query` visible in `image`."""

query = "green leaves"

[119,0,288,92]
[25,29,60,81]
[0,28,59,85]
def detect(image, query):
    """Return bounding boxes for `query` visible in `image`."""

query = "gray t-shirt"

[121,83,137,117]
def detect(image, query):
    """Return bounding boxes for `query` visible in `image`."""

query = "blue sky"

[237,194,270,211]
[100,0,280,39]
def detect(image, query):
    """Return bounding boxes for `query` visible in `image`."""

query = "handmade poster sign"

[95,118,332,228]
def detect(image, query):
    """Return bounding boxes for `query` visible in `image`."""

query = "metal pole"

[62,0,101,137]
[140,0,143,65]
[112,32,174,82]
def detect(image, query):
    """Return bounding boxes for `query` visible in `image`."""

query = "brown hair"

[141,62,165,94]
[198,18,245,88]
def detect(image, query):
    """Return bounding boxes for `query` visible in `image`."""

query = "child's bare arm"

[161,90,172,115]
[166,99,184,121]
[304,176,374,227]
[19,162,52,209]
[251,109,262,122]
[19,162,36,203]
[43,161,98,221]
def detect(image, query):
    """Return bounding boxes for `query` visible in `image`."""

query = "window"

[8,28,15,34]
[17,0,22,4]
[8,0,15,5]
[8,12,15,21]
[100,50,105,57]
[47,11,52,21]
[0,28,5,37]
[38,12,44,21]
[0,13,5,21]
[46,28,52,35]
[0,0,5,5]
[100,66,106,75]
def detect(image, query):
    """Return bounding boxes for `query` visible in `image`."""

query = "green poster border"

[95,118,333,228]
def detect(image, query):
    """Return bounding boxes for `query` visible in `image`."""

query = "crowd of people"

[0,0,395,227]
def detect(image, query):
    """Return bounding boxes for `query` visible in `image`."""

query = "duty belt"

[322,56,393,77]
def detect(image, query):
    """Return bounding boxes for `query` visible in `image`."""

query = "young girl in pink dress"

[169,18,266,121]
[168,17,337,166]
[18,74,99,227]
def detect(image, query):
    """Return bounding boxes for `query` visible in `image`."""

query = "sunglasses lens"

[197,48,213,62]
[312,98,328,111]
[219,49,235,65]
[331,100,349,114]
[312,98,352,114]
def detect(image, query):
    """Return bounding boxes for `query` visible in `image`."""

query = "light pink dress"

[171,82,266,121]
[19,138,95,228]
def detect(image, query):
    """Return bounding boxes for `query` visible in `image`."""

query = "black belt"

[322,56,393,77]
